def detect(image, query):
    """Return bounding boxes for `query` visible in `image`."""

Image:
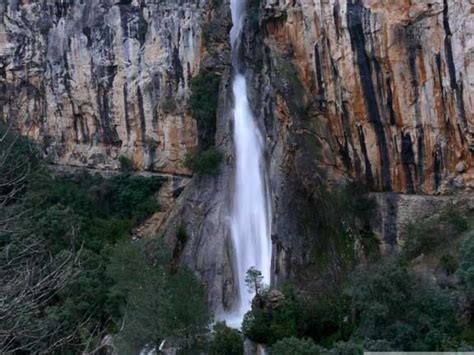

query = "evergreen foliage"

[209,322,244,355]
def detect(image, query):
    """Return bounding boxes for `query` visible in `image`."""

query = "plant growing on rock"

[245,266,266,296]
[184,147,223,176]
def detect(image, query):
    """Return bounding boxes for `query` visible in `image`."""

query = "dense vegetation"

[240,212,474,355]
[186,71,223,176]
[0,126,210,353]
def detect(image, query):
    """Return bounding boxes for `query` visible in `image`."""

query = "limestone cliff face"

[254,0,472,194]
[0,0,219,174]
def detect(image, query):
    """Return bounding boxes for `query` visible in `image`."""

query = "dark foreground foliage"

[0,126,211,353]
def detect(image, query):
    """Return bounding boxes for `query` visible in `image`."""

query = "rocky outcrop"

[0,0,212,174]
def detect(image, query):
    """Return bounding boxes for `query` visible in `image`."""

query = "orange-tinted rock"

[260,0,472,193]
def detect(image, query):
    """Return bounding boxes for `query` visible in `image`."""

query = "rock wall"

[0,0,215,174]
[255,0,473,194]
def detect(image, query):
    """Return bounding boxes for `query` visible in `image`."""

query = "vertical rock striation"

[254,0,472,194]
[0,0,213,173]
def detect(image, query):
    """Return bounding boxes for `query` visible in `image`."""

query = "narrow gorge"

[1,0,473,353]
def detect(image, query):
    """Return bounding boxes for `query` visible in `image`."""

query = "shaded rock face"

[0,0,213,174]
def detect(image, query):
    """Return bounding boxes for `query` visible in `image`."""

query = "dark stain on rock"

[405,25,425,190]
[333,1,341,39]
[416,126,425,189]
[314,42,325,109]
[337,133,352,173]
[357,125,374,188]
[137,6,148,46]
[123,82,131,141]
[347,0,391,191]
[435,53,448,126]
[401,132,415,193]
[97,85,120,146]
[172,47,184,91]
[95,63,120,146]
[385,77,396,125]
[82,27,92,48]
[137,85,147,142]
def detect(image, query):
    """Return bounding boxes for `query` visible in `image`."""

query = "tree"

[209,322,244,355]
[245,266,265,296]
[458,233,474,300]
[0,124,82,353]
[347,258,460,351]
[108,240,211,353]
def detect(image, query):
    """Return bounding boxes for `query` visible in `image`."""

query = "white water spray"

[225,0,272,328]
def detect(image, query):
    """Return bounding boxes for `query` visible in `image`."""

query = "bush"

[270,337,323,355]
[118,155,134,172]
[185,148,223,176]
[242,286,307,345]
[404,207,468,259]
[209,322,244,355]
[188,72,220,148]
[161,98,176,113]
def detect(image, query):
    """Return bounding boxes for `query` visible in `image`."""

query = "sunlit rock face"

[256,0,473,194]
[0,0,212,174]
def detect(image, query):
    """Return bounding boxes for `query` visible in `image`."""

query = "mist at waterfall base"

[223,0,272,329]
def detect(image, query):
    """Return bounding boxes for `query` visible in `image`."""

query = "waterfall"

[225,0,272,328]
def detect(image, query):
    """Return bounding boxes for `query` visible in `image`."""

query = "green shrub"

[188,72,220,148]
[210,322,244,355]
[185,148,223,176]
[347,258,460,351]
[242,286,307,345]
[161,98,176,113]
[118,155,134,172]
[404,207,469,259]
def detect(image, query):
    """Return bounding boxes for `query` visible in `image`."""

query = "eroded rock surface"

[0,0,209,173]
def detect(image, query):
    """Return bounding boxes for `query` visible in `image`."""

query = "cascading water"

[225,0,272,328]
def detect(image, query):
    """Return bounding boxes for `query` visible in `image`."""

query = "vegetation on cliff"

[186,71,223,176]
